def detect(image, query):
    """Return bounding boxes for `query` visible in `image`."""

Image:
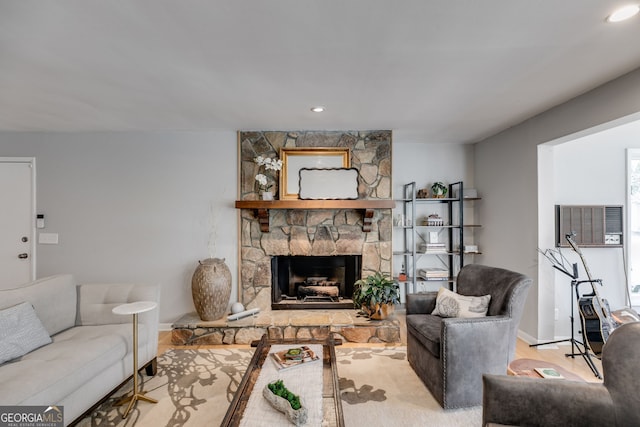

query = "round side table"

[112,301,158,418]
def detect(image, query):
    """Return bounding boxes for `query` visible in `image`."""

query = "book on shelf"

[417,267,449,280]
[270,346,320,371]
[534,367,564,379]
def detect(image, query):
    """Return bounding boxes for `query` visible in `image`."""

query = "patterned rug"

[76,347,481,427]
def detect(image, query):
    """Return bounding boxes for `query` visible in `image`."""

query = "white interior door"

[0,158,35,289]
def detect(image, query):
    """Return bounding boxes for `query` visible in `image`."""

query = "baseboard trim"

[517,329,574,349]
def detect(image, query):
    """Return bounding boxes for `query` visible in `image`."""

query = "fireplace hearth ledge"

[171,308,402,345]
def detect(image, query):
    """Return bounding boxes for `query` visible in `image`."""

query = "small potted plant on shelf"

[353,272,400,320]
[431,182,448,198]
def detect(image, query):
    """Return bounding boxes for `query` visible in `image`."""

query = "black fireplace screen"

[271,255,361,308]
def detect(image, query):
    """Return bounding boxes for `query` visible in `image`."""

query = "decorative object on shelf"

[254,155,283,199]
[417,188,429,198]
[462,188,478,199]
[431,182,448,198]
[353,272,400,320]
[191,258,232,321]
[398,264,407,281]
[421,243,446,253]
[279,147,350,199]
[298,167,358,200]
[418,267,449,281]
[427,213,444,226]
[263,380,308,426]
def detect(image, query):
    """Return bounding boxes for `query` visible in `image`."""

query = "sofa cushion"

[406,314,442,358]
[0,302,52,364]
[431,287,491,318]
[77,283,159,326]
[0,275,77,336]
[0,323,150,406]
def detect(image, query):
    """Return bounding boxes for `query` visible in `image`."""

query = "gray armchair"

[483,321,640,426]
[406,264,532,409]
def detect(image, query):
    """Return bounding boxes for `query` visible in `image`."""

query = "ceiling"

[1,1,640,144]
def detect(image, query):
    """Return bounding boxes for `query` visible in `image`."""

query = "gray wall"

[0,131,238,325]
[475,66,640,340]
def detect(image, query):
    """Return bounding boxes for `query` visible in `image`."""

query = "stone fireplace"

[171,130,399,346]
[237,131,393,313]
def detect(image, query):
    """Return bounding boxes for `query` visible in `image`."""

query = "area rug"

[76,347,481,427]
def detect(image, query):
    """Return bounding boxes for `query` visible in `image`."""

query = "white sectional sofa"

[0,274,160,426]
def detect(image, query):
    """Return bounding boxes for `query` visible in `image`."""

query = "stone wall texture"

[238,131,393,311]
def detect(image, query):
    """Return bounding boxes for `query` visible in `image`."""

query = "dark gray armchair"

[406,264,532,409]
[483,321,640,427]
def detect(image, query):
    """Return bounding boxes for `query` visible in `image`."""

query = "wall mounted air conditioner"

[555,205,623,247]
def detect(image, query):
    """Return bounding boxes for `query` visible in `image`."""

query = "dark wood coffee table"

[220,334,344,427]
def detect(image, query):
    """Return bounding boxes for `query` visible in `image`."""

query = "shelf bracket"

[256,209,270,232]
[362,209,375,232]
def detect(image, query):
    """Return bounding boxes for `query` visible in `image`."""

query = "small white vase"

[261,190,274,200]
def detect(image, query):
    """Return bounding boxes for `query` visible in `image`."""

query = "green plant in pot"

[353,272,400,320]
[431,182,448,198]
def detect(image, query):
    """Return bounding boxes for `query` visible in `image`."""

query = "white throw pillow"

[431,287,491,318]
[0,302,52,364]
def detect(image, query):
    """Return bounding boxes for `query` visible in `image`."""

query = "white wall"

[0,130,472,327]
[392,142,474,198]
[0,131,237,326]
[549,120,640,338]
[475,66,640,341]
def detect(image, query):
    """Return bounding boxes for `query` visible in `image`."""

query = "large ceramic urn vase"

[191,258,232,321]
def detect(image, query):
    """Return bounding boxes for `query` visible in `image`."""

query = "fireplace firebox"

[271,255,361,309]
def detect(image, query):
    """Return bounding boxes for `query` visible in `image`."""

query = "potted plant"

[254,155,283,200]
[263,380,308,426]
[353,272,400,320]
[431,182,448,198]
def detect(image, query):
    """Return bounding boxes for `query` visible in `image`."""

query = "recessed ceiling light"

[310,106,325,113]
[607,4,640,22]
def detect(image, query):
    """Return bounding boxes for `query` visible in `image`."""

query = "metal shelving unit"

[394,181,480,295]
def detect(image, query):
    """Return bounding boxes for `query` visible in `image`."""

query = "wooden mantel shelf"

[235,199,396,232]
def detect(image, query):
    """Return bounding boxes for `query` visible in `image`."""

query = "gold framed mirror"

[279,147,351,199]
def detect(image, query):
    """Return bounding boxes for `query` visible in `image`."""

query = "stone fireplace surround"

[171,131,401,345]
[238,131,393,313]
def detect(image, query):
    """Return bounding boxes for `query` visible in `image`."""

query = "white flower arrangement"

[254,155,283,191]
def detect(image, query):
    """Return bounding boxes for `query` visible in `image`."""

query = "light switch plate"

[39,233,59,244]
